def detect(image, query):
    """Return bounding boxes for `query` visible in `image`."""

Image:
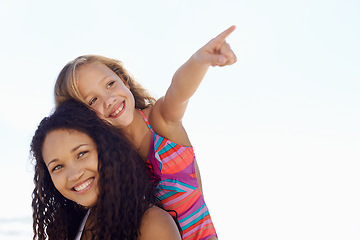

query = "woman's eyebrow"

[46,144,89,167]
[71,144,88,153]
[47,158,58,167]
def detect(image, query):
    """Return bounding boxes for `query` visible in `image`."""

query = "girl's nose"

[104,96,116,109]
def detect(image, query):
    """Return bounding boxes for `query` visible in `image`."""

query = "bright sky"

[0,0,359,239]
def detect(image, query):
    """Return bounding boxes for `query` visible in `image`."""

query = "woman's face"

[42,129,100,207]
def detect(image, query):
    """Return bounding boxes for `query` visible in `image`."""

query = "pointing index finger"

[214,25,236,42]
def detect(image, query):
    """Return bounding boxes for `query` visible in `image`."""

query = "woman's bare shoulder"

[139,205,181,240]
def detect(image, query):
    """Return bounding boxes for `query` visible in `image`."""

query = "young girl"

[30,100,181,240]
[54,26,237,240]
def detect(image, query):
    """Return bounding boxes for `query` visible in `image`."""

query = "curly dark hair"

[30,99,162,240]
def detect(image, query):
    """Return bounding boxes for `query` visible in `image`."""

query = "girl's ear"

[121,78,131,90]
[118,74,131,89]
[124,80,131,90]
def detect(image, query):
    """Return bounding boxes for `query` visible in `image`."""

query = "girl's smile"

[108,100,125,118]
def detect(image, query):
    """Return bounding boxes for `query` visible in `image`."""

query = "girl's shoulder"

[142,99,191,146]
[141,106,152,117]
[141,104,167,133]
[139,206,181,240]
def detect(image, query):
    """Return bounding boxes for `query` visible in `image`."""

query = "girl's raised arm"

[158,25,237,123]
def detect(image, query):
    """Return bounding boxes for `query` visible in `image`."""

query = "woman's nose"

[67,166,84,181]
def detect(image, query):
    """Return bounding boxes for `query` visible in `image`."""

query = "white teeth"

[110,103,124,117]
[74,178,94,191]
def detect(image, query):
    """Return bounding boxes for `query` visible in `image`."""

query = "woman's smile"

[73,177,95,193]
[42,129,100,207]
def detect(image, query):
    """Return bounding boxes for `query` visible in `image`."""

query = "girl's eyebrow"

[46,144,89,167]
[82,75,111,100]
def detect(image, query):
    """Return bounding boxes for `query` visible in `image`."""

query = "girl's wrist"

[191,50,212,68]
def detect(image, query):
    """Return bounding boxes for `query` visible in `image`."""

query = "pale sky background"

[0,0,359,239]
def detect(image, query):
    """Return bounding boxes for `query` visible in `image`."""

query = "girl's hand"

[193,25,237,67]
[152,25,237,133]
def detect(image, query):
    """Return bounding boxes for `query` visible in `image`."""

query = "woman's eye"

[107,81,115,88]
[89,98,97,106]
[78,151,89,159]
[52,165,63,172]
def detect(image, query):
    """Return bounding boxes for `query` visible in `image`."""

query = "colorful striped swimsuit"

[139,111,217,240]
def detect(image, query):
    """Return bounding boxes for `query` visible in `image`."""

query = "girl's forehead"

[76,62,116,84]
[77,61,111,73]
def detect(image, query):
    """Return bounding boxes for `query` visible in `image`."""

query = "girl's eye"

[78,151,89,159]
[52,165,63,172]
[89,98,97,106]
[107,81,115,89]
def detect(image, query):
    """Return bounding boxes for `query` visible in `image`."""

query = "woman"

[30,99,181,239]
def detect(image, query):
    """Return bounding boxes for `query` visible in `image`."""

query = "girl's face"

[42,129,100,207]
[76,62,136,129]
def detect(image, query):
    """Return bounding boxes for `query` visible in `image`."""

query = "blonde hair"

[54,55,156,109]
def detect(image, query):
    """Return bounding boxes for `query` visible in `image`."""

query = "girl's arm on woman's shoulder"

[139,206,182,240]
[155,25,237,124]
